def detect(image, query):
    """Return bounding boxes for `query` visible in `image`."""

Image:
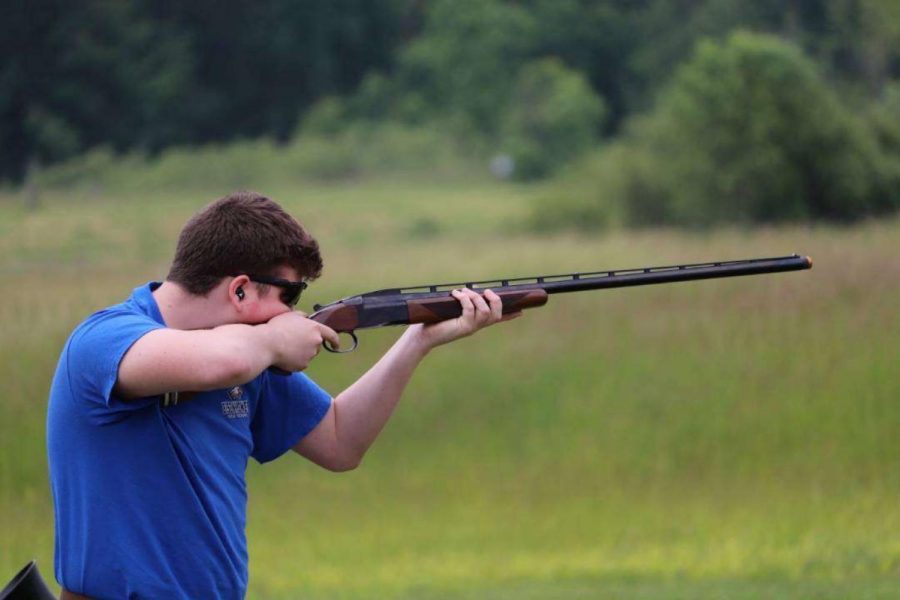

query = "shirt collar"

[130,282,166,326]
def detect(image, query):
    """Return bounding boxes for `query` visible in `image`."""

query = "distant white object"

[489,154,515,180]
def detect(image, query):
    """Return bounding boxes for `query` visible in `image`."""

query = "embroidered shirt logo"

[221,386,249,419]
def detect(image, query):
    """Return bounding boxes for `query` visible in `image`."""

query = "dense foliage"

[1,0,408,181]
[536,32,897,228]
[3,0,899,223]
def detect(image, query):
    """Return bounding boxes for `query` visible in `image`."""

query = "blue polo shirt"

[47,283,332,599]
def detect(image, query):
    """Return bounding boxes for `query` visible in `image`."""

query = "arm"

[115,314,339,400]
[294,289,521,471]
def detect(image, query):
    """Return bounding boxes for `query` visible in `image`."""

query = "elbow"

[327,463,358,473]
[325,450,363,473]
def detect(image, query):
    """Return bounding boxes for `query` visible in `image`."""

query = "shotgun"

[309,254,812,352]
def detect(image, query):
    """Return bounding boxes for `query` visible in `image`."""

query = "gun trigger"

[323,331,359,354]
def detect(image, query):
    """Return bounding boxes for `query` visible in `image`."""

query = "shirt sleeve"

[64,308,165,423]
[250,371,333,464]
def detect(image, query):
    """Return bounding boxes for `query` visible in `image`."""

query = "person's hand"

[262,311,340,372]
[411,288,522,351]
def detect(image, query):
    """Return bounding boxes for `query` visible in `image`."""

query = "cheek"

[245,301,290,324]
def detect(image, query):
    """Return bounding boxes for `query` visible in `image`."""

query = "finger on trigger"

[319,324,341,349]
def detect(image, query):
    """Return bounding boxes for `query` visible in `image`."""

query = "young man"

[47,191,519,599]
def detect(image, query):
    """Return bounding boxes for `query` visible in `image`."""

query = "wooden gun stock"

[310,302,359,332]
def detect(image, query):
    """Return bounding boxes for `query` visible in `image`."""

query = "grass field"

[2,178,899,598]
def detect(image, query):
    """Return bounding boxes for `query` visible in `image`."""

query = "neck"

[152,281,231,330]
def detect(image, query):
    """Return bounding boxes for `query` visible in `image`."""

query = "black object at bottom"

[0,561,56,600]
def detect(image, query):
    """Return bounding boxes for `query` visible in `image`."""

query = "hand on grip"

[264,311,340,372]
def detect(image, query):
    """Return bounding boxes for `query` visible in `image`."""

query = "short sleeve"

[250,372,333,463]
[64,308,165,421]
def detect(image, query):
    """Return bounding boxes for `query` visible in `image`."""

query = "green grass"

[2,178,899,598]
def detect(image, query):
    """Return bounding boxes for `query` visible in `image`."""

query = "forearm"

[206,315,329,386]
[116,323,279,398]
[298,289,511,471]
[331,326,431,462]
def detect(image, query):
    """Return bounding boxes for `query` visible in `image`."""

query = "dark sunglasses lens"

[282,285,303,307]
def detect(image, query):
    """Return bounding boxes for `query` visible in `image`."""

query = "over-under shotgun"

[310,254,812,352]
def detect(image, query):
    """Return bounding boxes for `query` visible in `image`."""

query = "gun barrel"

[360,254,812,299]
[537,254,812,295]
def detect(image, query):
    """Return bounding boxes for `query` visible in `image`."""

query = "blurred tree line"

[3,0,899,224]
[1,0,409,181]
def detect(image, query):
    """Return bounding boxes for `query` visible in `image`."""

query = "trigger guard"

[323,331,358,354]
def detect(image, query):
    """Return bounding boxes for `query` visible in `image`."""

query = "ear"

[227,275,251,311]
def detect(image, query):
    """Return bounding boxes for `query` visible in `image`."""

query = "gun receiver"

[309,254,812,353]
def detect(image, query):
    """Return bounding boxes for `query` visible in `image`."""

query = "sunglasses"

[243,274,308,307]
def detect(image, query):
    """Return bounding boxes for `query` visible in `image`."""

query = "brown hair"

[167,191,323,295]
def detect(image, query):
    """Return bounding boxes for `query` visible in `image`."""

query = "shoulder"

[52,299,166,409]
[62,299,165,382]
[69,302,162,351]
